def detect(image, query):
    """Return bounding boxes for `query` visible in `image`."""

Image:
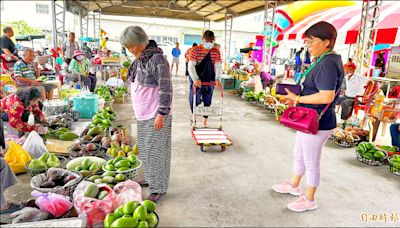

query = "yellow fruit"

[118,151,126,157]
[133,144,139,155]
[121,144,126,151]
[127,152,135,156]
[124,146,131,153]
[110,150,118,158]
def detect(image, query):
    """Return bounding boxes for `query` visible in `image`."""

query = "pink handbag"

[280,89,340,134]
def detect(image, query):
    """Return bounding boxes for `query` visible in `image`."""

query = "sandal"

[146,193,165,203]
[0,203,21,214]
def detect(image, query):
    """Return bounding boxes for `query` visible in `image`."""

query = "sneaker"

[287,195,317,212]
[272,181,302,196]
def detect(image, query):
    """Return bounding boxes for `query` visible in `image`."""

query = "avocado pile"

[104,200,158,228]
[357,142,387,161]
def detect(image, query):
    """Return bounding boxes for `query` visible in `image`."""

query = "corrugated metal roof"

[70,0,293,22]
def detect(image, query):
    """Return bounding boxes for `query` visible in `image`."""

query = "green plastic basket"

[73,95,99,118]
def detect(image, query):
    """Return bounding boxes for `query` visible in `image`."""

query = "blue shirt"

[295,51,302,65]
[172,48,181,57]
[299,54,344,130]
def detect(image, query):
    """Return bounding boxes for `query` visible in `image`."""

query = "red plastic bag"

[31,190,73,218]
[73,181,116,228]
[113,180,142,208]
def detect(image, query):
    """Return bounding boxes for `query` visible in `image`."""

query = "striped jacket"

[13,60,36,86]
[128,47,173,116]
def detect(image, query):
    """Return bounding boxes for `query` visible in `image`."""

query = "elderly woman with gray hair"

[120,26,173,202]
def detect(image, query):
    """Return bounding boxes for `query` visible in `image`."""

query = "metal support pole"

[224,14,233,71]
[262,0,277,72]
[51,0,66,48]
[94,11,101,37]
[203,18,210,31]
[355,0,382,77]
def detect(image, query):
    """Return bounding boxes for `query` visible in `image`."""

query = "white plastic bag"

[106,77,124,87]
[23,131,48,159]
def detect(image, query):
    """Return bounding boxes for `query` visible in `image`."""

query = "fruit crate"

[355,149,388,166]
[102,159,143,181]
[221,78,235,90]
[73,95,98,118]
[388,157,400,176]
[25,156,68,177]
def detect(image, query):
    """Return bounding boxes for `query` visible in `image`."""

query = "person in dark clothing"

[375,52,386,77]
[0,26,18,60]
[295,47,304,73]
[390,123,400,148]
[148,40,158,48]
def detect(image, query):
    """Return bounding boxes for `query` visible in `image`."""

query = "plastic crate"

[60,89,80,99]
[73,95,98,118]
[221,78,235,90]
[234,80,242,90]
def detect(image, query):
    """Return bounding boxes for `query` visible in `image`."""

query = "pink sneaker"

[287,195,317,212]
[272,181,302,196]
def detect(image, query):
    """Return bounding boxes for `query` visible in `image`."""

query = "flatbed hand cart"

[191,82,232,152]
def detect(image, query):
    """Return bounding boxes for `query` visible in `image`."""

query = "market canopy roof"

[15,35,46,42]
[68,0,293,22]
[277,1,400,45]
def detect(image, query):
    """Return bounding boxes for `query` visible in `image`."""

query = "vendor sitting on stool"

[339,61,368,120]
[13,48,55,100]
[1,87,46,136]
[390,123,400,148]
[68,50,97,92]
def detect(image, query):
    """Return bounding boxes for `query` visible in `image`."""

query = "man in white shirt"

[339,65,368,120]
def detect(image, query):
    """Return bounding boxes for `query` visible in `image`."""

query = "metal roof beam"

[203,0,242,18]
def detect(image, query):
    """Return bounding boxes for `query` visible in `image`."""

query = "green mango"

[89,163,99,171]
[81,158,92,170]
[88,126,102,137]
[59,132,78,141]
[104,213,117,228]
[111,217,138,228]
[115,174,126,182]
[104,164,116,171]
[97,190,109,200]
[137,221,149,228]
[133,205,147,221]
[94,179,104,184]
[113,156,124,164]
[123,201,140,215]
[102,176,115,184]
[84,183,99,198]
[142,200,156,213]
[102,171,116,177]
[28,159,47,170]
[117,167,129,172]
[87,175,101,182]
[127,154,137,164]
[113,206,124,219]
[114,160,131,169]
[373,151,386,159]
[75,166,83,172]
[146,213,158,227]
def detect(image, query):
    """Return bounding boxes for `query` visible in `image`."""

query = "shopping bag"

[113,180,142,208]
[23,131,48,159]
[31,190,73,218]
[5,141,32,174]
[73,181,116,228]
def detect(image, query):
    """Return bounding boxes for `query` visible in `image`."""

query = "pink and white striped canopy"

[277,1,400,45]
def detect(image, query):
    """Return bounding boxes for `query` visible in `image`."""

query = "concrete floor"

[4,76,400,227]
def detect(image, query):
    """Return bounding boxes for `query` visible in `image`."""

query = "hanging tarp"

[15,35,46,42]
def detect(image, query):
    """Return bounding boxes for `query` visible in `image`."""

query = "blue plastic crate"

[73,95,98,118]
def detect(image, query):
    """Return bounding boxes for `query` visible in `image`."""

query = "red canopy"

[278,1,400,45]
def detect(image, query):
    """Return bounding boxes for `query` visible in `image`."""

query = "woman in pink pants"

[272,21,344,212]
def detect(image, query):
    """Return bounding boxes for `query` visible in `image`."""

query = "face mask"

[76,56,84,61]
[204,42,214,50]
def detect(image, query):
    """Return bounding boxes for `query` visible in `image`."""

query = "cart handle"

[193,82,224,98]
